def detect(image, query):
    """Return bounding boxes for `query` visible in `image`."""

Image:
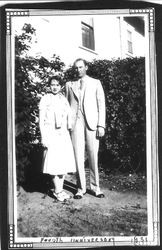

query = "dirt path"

[17,173,147,237]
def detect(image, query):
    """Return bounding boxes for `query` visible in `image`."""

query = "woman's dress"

[39,93,76,175]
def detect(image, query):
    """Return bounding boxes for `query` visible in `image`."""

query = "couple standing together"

[39,58,106,202]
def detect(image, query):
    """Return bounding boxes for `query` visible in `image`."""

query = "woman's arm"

[39,96,48,147]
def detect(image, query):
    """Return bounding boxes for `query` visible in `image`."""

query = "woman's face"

[50,79,61,95]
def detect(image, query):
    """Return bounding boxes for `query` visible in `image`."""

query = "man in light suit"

[66,58,105,199]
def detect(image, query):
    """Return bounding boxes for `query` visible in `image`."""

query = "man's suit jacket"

[65,75,106,131]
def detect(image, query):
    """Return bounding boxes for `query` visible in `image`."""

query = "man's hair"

[74,58,88,66]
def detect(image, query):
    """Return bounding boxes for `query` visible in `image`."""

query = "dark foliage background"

[15,24,146,185]
[88,58,146,174]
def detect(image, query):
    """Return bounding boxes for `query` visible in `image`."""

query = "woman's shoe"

[61,191,70,199]
[53,191,66,202]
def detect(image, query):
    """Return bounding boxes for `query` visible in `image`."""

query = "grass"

[100,171,146,195]
[17,171,147,238]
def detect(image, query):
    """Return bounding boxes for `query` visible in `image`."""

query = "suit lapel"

[71,80,80,100]
[70,76,91,101]
[82,76,90,101]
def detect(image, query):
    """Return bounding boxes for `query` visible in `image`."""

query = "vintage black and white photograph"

[5,7,159,248]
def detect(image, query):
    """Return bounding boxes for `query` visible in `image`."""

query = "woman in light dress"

[39,76,76,202]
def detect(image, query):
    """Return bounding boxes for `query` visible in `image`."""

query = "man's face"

[74,60,88,79]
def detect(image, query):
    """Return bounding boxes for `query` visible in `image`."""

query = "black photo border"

[0,1,161,250]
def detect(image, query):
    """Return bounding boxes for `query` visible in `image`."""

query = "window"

[81,21,95,51]
[127,30,133,54]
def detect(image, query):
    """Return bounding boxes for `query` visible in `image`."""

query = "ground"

[17,171,147,237]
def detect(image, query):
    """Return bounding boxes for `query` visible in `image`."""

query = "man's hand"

[96,126,105,138]
[41,138,49,149]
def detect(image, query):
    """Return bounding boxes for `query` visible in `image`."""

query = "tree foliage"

[91,58,146,173]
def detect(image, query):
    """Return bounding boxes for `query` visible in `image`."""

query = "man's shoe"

[74,194,83,199]
[73,191,85,199]
[95,193,105,198]
[91,189,105,198]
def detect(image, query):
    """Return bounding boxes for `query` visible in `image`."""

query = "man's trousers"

[71,110,101,194]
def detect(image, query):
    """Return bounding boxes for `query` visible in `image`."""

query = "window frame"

[81,21,95,51]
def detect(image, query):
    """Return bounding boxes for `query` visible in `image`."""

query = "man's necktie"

[79,79,84,112]
[80,79,84,90]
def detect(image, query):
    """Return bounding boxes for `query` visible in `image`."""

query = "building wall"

[119,17,145,59]
[13,15,145,67]
[93,15,122,60]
